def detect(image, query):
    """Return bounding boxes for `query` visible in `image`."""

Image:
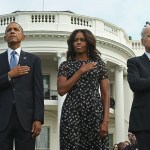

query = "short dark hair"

[5,22,24,34]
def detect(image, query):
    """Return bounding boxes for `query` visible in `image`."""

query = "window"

[43,75,50,99]
[109,133,113,150]
[35,126,50,150]
[109,83,113,97]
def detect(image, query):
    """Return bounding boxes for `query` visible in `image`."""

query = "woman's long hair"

[67,29,101,61]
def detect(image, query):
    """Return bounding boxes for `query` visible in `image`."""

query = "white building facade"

[0,11,145,150]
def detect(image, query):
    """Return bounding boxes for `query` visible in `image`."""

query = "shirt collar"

[7,47,21,56]
[145,52,150,59]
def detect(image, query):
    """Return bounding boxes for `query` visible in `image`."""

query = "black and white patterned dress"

[58,59,109,150]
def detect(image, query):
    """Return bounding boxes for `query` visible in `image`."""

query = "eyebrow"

[74,38,86,40]
[5,24,24,34]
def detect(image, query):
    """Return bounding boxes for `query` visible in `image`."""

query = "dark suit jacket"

[124,144,138,150]
[127,53,150,132]
[0,50,44,131]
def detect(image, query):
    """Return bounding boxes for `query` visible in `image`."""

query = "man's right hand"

[8,65,30,79]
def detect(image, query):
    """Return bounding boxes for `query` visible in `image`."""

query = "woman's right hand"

[79,62,97,74]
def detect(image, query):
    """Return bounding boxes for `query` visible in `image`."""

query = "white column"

[115,65,125,143]
[57,52,66,150]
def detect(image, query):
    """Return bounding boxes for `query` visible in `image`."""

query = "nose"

[76,39,82,43]
[10,29,15,34]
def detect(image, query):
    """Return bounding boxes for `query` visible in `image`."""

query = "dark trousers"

[135,131,150,150]
[0,105,35,150]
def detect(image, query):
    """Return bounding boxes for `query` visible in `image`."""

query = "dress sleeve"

[58,61,68,77]
[99,60,109,80]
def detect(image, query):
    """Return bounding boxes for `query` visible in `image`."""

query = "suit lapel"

[18,50,28,66]
[13,50,29,83]
[1,51,10,71]
[140,53,150,71]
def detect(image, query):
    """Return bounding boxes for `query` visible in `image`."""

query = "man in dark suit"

[127,26,150,150]
[0,22,44,150]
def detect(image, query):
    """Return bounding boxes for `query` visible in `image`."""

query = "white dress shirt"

[7,47,21,66]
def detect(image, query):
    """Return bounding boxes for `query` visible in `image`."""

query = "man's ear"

[141,38,144,46]
[22,35,26,41]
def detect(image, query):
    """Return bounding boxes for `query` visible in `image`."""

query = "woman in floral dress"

[57,29,110,150]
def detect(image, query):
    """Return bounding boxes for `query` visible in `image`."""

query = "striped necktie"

[10,51,17,69]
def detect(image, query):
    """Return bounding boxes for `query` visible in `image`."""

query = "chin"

[8,40,18,43]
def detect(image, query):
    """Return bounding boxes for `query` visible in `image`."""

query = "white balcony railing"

[132,41,144,50]
[0,11,130,46]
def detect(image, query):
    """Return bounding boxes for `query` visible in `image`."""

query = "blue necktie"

[10,51,17,69]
